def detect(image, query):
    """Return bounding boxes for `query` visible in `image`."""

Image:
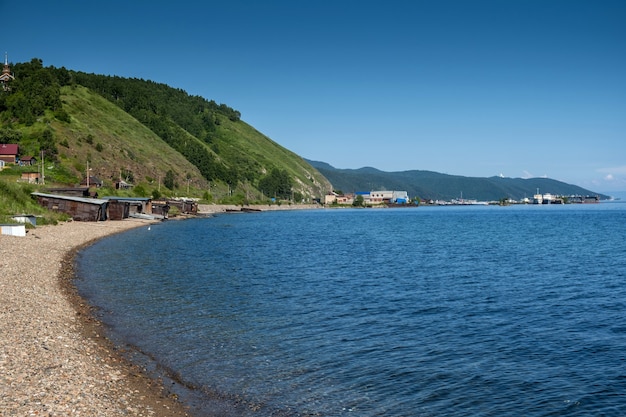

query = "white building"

[358,190,410,205]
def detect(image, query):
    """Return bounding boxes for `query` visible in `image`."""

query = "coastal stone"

[1,220,191,416]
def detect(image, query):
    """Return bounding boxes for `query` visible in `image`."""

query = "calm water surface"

[76,204,626,416]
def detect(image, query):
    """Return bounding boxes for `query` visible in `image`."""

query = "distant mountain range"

[306,160,609,202]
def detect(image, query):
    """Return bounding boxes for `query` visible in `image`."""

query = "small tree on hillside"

[0,128,22,143]
[40,128,58,161]
[164,170,175,190]
[258,168,292,200]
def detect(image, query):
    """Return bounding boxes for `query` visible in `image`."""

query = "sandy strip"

[0,220,191,416]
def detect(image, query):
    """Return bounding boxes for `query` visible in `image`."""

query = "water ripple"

[77,205,626,416]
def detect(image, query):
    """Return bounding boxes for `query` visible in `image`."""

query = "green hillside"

[0,58,331,216]
[308,160,609,202]
[57,85,205,189]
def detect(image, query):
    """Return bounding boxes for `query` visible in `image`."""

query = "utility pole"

[40,150,45,185]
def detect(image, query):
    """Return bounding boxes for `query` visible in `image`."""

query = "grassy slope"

[59,84,331,199]
[55,85,207,192]
[213,117,330,197]
[1,84,332,220]
[1,85,205,222]
[0,180,69,224]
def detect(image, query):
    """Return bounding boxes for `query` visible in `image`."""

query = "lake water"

[76,204,626,416]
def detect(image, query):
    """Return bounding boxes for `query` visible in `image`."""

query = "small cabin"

[115,180,133,190]
[19,156,37,166]
[80,176,103,188]
[21,172,41,184]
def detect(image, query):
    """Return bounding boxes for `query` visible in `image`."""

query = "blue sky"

[2,0,625,193]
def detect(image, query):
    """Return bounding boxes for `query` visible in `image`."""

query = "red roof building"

[0,143,19,164]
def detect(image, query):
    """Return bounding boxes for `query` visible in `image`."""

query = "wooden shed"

[46,187,92,197]
[101,197,152,220]
[21,172,41,184]
[31,192,108,221]
[19,156,37,166]
[153,199,197,215]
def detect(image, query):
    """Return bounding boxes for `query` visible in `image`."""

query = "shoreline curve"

[1,219,191,416]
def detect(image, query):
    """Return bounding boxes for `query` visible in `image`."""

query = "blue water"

[76,204,626,416]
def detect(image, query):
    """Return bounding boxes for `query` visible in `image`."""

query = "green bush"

[133,184,147,197]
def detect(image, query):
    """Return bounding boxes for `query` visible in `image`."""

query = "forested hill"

[308,160,609,202]
[0,58,331,203]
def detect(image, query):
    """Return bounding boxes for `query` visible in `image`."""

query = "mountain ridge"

[306,160,609,201]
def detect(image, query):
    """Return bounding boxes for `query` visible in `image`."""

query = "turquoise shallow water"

[76,204,626,416]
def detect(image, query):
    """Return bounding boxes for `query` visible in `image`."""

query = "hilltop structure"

[0,53,15,91]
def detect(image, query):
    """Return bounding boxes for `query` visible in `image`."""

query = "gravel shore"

[0,220,191,416]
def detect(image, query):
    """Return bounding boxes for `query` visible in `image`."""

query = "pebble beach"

[0,204,320,416]
[0,220,191,416]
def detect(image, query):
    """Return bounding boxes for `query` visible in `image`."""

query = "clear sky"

[2,0,625,193]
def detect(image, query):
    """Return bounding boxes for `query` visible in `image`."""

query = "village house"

[356,190,410,205]
[324,192,355,205]
[324,192,339,205]
[19,156,37,166]
[335,194,354,205]
[20,172,41,184]
[0,143,18,164]
[80,175,104,188]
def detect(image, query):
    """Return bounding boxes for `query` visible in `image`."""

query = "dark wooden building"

[31,192,108,221]
[101,197,152,220]
[44,187,92,197]
[19,156,37,166]
[153,199,198,216]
